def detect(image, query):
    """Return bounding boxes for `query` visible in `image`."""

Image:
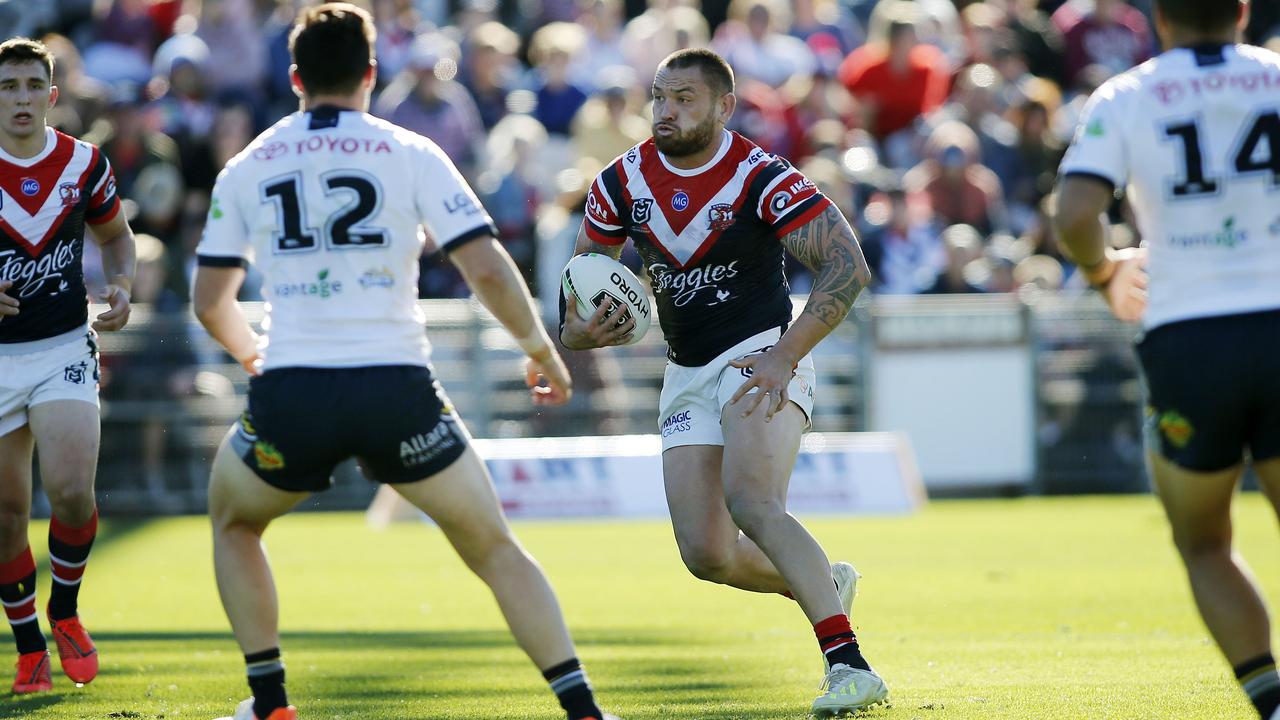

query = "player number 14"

[1163,111,1280,198]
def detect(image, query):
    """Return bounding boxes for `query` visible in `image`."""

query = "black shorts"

[1136,309,1280,472]
[229,365,470,493]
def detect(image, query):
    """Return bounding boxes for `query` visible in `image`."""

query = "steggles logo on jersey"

[0,238,78,298]
[20,178,39,196]
[650,261,739,307]
[632,198,653,225]
[58,183,81,208]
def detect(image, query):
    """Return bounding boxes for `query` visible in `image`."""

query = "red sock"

[0,546,46,654]
[48,509,98,621]
[815,614,869,670]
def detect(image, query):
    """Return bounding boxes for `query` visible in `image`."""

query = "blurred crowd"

[7,0,1280,310]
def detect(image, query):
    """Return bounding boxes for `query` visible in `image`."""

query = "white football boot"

[824,562,861,672]
[811,663,889,717]
[213,698,297,720]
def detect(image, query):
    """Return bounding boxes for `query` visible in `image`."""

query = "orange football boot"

[12,649,52,693]
[47,613,97,684]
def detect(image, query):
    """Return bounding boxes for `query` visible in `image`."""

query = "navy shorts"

[230,365,470,493]
[1136,309,1280,472]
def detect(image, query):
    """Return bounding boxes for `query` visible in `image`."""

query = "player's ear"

[47,84,58,109]
[289,64,305,98]
[1237,0,1250,32]
[364,61,377,89]
[718,92,737,125]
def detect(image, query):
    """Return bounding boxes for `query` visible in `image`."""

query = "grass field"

[5,495,1279,719]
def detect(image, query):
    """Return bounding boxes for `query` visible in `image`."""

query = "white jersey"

[197,106,495,370]
[1060,43,1280,330]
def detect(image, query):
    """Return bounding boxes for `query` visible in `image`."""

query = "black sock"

[48,509,97,621]
[1236,653,1280,719]
[814,614,871,671]
[246,648,288,718]
[542,657,603,720]
[0,546,46,655]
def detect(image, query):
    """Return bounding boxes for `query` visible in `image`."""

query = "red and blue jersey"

[583,130,830,366]
[0,128,120,344]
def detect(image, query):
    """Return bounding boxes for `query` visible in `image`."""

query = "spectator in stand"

[1007,97,1064,233]
[571,66,648,167]
[83,0,160,84]
[195,0,267,107]
[82,85,185,239]
[1052,0,1151,89]
[568,0,629,92]
[375,32,486,179]
[790,0,862,58]
[373,0,423,82]
[859,187,947,295]
[148,34,219,191]
[461,21,522,130]
[621,0,710,83]
[957,1,1008,71]
[905,121,1007,235]
[923,224,986,294]
[40,33,110,137]
[837,1,950,144]
[527,21,590,137]
[477,114,552,283]
[714,0,817,89]
[989,0,1067,87]
[926,63,1020,198]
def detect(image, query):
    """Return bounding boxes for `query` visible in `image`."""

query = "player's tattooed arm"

[780,204,872,329]
[572,225,626,261]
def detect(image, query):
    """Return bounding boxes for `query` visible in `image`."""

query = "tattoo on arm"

[572,225,626,260]
[780,205,872,329]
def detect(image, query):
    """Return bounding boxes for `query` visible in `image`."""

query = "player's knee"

[724,494,784,540]
[679,543,733,583]
[1170,526,1231,560]
[44,483,95,524]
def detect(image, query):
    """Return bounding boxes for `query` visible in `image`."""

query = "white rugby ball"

[561,253,653,345]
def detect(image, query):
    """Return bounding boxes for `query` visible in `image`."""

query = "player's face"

[651,66,730,158]
[0,62,55,140]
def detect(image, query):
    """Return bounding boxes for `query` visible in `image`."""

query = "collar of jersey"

[657,129,732,177]
[0,127,56,167]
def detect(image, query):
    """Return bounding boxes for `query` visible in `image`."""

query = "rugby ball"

[561,253,652,344]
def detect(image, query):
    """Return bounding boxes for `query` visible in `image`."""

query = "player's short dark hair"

[0,37,54,82]
[289,2,376,96]
[659,48,735,97]
[1154,0,1241,32]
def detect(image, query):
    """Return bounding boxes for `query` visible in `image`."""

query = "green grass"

[6,495,1279,719]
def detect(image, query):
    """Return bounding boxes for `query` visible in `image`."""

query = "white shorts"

[0,328,100,437]
[658,326,816,451]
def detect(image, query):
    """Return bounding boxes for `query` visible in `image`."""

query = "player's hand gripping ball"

[561,253,652,346]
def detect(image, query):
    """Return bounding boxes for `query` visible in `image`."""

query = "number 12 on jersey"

[261,170,389,253]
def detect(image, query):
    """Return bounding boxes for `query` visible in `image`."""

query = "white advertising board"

[466,432,924,519]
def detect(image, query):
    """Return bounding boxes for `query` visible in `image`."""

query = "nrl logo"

[632,198,653,225]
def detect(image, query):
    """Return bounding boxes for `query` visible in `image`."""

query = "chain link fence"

[54,293,1143,514]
